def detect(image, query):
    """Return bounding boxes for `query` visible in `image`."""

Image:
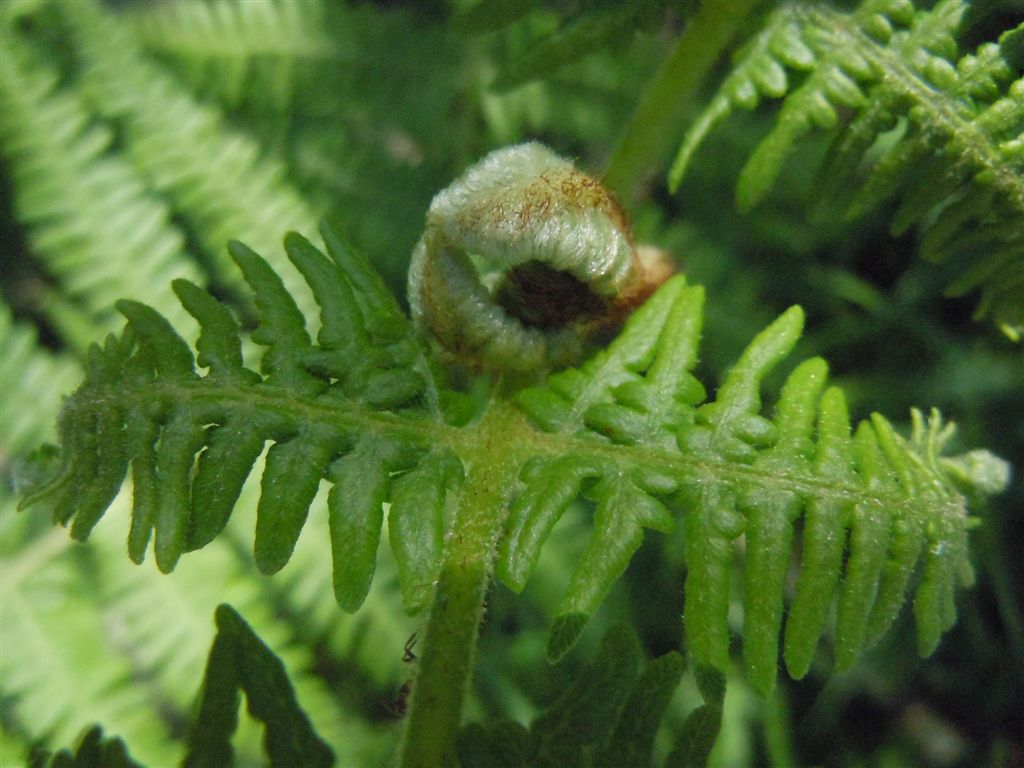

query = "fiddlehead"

[409,142,672,371]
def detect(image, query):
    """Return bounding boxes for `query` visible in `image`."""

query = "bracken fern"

[57,0,322,316]
[6,2,1019,764]
[23,223,1007,702]
[669,0,1024,338]
[0,33,201,344]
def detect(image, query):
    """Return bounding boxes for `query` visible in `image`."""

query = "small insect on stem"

[408,142,674,373]
[403,632,418,663]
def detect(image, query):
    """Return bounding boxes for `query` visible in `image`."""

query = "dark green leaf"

[184,604,333,768]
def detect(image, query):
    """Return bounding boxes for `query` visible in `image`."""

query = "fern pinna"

[669,0,1024,338]
[22,146,1007,764]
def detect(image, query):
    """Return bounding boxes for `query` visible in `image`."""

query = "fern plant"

[3,1,1021,767]
[22,177,1007,764]
[667,0,1024,339]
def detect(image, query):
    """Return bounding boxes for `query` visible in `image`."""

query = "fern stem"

[603,0,762,200]
[398,402,522,768]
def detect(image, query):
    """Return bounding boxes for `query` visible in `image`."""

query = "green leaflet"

[669,0,1024,338]
[28,726,142,768]
[184,604,333,768]
[458,624,687,768]
[482,0,671,90]
[666,664,726,768]
[21,228,1007,696]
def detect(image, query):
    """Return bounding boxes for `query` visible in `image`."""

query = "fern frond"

[128,0,344,113]
[0,524,178,762]
[0,32,202,342]
[1,480,386,765]
[477,0,672,90]
[12,603,343,768]
[24,227,1006,696]
[1,345,393,763]
[507,274,1007,691]
[669,0,1024,337]
[53,0,322,316]
[23,226,444,617]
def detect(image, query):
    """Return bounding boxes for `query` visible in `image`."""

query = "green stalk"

[603,0,762,201]
[397,401,523,768]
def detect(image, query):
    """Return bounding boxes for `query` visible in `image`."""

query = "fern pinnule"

[184,604,334,768]
[669,0,1024,337]
[128,0,342,113]
[460,626,692,768]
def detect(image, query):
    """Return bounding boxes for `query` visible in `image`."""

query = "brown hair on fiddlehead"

[408,143,673,372]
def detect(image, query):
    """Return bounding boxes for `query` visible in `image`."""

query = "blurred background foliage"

[0,1,1020,766]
